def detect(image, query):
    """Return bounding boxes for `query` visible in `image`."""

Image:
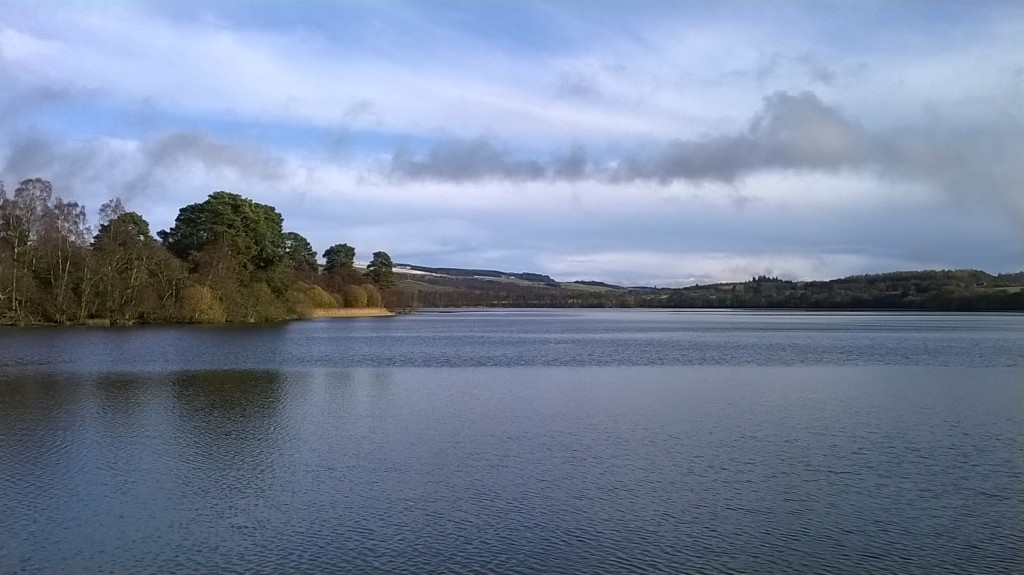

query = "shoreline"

[0,307,396,327]
[5,306,1018,328]
[307,307,395,318]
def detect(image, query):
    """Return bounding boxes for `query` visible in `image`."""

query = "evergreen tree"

[365,251,396,289]
[323,243,355,275]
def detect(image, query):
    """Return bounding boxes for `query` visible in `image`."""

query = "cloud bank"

[0,1,1021,284]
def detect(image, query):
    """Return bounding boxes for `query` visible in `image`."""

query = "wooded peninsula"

[2,177,1021,326]
[0,178,396,326]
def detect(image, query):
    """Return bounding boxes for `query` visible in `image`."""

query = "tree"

[0,179,407,324]
[323,243,355,275]
[193,240,243,318]
[365,250,396,289]
[157,191,286,290]
[0,181,18,321]
[35,196,89,322]
[91,200,162,323]
[94,200,151,246]
[283,232,317,275]
[0,178,90,323]
[0,179,50,322]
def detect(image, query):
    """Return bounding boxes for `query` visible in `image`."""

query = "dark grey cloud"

[390,138,545,182]
[140,131,285,182]
[551,144,589,180]
[1,130,286,203]
[1,133,135,199]
[614,91,867,183]
[113,131,286,202]
[1,133,55,177]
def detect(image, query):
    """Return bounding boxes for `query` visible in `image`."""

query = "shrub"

[343,284,368,307]
[307,284,338,308]
[176,285,226,323]
[239,282,287,322]
[362,284,382,307]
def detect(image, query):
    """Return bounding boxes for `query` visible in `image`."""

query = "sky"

[1,0,1021,286]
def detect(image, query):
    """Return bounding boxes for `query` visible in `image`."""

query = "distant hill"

[570,280,625,289]
[396,264,558,285]
[392,266,1024,311]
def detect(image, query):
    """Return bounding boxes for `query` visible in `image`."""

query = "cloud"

[0,2,1021,283]
[2,128,1019,285]
[389,139,595,183]
[1,133,55,177]
[390,138,545,182]
[614,91,866,183]
[551,145,589,181]
[1,133,142,203]
[381,87,1022,237]
[1,130,287,202]
[874,125,1024,229]
[386,91,866,184]
[133,131,286,187]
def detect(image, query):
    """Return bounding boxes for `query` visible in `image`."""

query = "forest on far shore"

[398,268,1024,311]
[0,178,397,326]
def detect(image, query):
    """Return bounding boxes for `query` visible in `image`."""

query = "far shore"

[308,307,395,318]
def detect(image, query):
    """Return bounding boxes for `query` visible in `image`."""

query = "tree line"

[399,268,1024,311]
[0,178,396,325]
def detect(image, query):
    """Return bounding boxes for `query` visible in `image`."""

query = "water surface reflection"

[1,311,1022,573]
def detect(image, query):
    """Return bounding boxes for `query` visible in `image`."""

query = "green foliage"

[93,210,152,247]
[158,191,286,287]
[0,181,402,325]
[365,250,396,289]
[323,243,355,275]
[283,231,317,274]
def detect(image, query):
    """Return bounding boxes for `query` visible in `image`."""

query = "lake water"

[1,310,1022,574]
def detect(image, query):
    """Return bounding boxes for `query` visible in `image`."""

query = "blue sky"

[1,0,1021,285]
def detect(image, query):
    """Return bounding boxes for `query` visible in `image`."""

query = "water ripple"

[1,315,1022,573]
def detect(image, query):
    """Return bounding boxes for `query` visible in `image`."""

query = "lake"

[1,309,1022,574]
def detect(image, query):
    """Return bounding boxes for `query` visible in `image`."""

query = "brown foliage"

[177,285,226,323]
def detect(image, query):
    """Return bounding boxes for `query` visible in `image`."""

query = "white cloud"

[0,5,684,143]
[0,2,1021,282]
